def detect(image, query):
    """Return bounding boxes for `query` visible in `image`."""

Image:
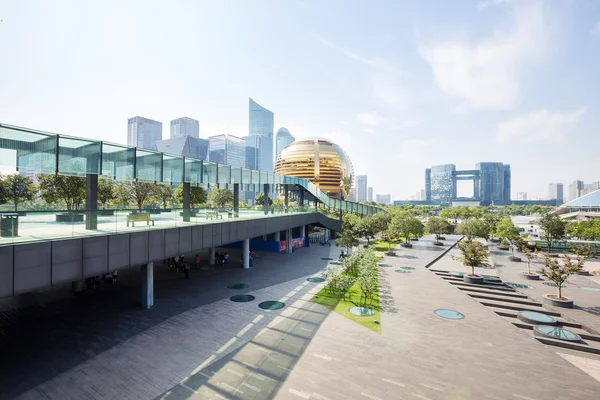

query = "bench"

[206,211,223,220]
[127,213,155,227]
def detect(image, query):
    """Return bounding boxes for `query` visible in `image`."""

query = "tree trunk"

[558,286,562,299]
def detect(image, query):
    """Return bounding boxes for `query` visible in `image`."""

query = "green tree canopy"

[38,174,85,211]
[174,185,207,208]
[537,254,582,300]
[453,240,490,276]
[254,192,273,206]
[482,213,505,240]
[537,213,567,253]
[439,207,461,224]
[494,218,522,256]
[456,219,489,242]
[426,217,451,241]
[117,181,158,210]
[155,184,174,209]
[1,174,36,211]
[391,215,425,243]
[208,188,233,208]
[97,179,116,209]
[336,229,359,253]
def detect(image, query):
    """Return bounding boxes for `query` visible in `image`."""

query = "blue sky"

[1,0,599,200]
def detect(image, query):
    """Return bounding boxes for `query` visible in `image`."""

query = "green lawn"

[371,239,403,253]
[311,269,381,334]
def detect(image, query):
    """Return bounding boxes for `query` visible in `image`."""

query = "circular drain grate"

[227,283,249,290]
[482,275,501,281]
[506,282,535,289]
[378,263,392,268]
[543,282,566,288]
[307,277,325,283]
[394,269,412,274]
[450,271,465,277]
[517,311,557,325]
[399,266,415,270]
[348,307,375,316]
[580,286,600,292]
[434,309,465,320]
[230,294,255,303]
[259,301,285,310]
[533,325,581,342]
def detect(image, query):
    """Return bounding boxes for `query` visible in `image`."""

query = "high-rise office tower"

[348,189,357,202]
[368,187,373,202]
[170,117,199,139]
[376,194,391,205]
[425,169,432,201]
[275,128,295,160]
[155,136,209,160]
[503,164,511,204]
[127,116,162,150]
[569,180,584,201]
[356,175,368,202]
[208,134,245,168]
[548,183,564,203]
[420,189,426,201]
[477,162,507,206]
[429,164,456,205]
[248,98,274,172]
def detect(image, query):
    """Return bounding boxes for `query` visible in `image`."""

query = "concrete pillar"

[182,182,191,222]
[300,225,306,238]
[286,229,293,254]
[233,183,239,217]
[263,184,269,207]
[242,239,250,269]
[274,231,280,241]
[299,191,304,207]
[72,280,85,293]
[141,262,154,309]
[86,173,98,230]
[209,247,216,265]
[314,199,318,212]
[262,235,267,241]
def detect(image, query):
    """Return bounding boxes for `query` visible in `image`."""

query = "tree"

[155,184,174,209]
[453,240,490,277]
[97,179,116,209]
[356,216,379,244]
[483,213,504,240]
[494,219,521,256]
[208,188,233,208]
[38,174,85,211]
[380,229,395,252]
[391,215,424,244]
[426,217,451,242]
[537,254,582,300]
[522,247,539,275]
[440,207,460,224]
[174,185,207,208]
[456,219,489,242]
[571,243,597,263]
[335,229,359,254]
[537,213,567,253]
[1,174,36,211]
[117,181,158,210]
[0,176,9,204]
[254,192,273,206]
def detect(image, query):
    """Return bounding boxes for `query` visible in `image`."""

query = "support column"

[233,183,240,217]
[242,239,250,269]
[183,182,191,222]
[263,184,269,207]
[300,225,306,238]
[209,247,216,265]
[85,173,98,230]
[286,229,293,254]
[141,262,154,309]
[274,231,280,241]
[284,185,289,212]
[314,199,318,212]
[72,280,85,293]
[299,191,304,207]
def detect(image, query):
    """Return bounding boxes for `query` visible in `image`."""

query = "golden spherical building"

[274,138,354,199]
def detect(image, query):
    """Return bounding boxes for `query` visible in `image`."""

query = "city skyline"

[1,1,600,199]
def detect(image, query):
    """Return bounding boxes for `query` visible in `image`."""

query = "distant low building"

[376,194,391,205]
[155,136,209,160]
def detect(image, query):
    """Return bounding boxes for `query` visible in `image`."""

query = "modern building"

[248,98,274,172]
[170,117,199,139]
[555,189,600,219]
[127,116,162,151]
[356,175,368,202]
[275,128,295,160]
[347,188,357,202]
[569,180,584,201]
[424,162,511,206]
[516,192,527,201]
[376,194,391,205]
[274,138,354,199]
[155,136,209,160]
[548,183,564,203]
[208,134,245,168]
[368,187,373,202]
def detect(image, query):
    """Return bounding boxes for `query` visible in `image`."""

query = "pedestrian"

[195,254,200,270]
[184,262,190,279]
[224,252,229,263]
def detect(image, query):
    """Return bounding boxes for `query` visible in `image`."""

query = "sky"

[1,0,599,200]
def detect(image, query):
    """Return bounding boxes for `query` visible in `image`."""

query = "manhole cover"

[227,283,249,289]
[506,283,534,289]
[543,282,566,288]
[321,257,333,260]
[517,311,557,325]
[307,277,325,283]
[580,286,600,292]
[434,309,465,320]
[348,307,375,316]
[378,263,392,268]
[533,325,581,342]
[399,266,415,270]
[230,294,255,303]
[395,269,412,274]
[259,301,285,310]
[450,271,464,277]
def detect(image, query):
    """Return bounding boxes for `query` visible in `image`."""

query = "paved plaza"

[1,236,600,399]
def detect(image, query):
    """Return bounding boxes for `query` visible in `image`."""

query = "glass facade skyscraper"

[208,134,245,168]
[430,164,456,205]
[356,175,368,202]
[170,117,199,139]
[127,116,162,151]
[248,98,274,172]
[275,127,295,160]
[477,162,506,205]
[155,136,208,160]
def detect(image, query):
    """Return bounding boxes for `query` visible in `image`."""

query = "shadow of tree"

[396,255,419,260]
[576,306,600,317]
[377,270,398,314]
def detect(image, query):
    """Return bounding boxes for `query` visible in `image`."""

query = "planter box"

[401,243,413,248]
[508,256,522,262]
[433,241,444,246]
[463,275,484,284]
[497,246,510,251]
[542,294,574,308]
[576,270,591,276]
[384,251,396,256]
[56,213,84,222]
[438,236,446,241]
[97,210,115,216]
[521,272,540,280]
[410,238,419,241]
[145,209,162,214]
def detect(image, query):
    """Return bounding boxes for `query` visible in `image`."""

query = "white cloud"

[592,21,600,37]
[418,2,548,110]
[497,108,586,143]
[370,77,408,110]
[477,0,510,9]
[357,111,386,126]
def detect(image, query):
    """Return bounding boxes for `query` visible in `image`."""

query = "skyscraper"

[208,134,245,168]
[477,162,507,206]
[275,128,295,160]
[170,117,199,139]
[569,180,584,201]
[127,116,162,150]
[429,164,456,205]
[516,192,527,200]
[248,98,274,172]
[155,136,209,160]
[356,175,368,202]
[376,194,391,205]
[368,187,373,202]
[548,183,564,203]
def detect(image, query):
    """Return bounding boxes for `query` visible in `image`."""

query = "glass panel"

[203,161,217,184]
[184,159,202,186]
[0,124,57,174]
[260,172,267,186]
[162,154,184,184]
[251,170,259,191]
[102,142,135,181]
[57,135,101,176]
[266,173,274,184]
[231,167,242,184]
[218,164,231,185]
[242,168,252,184]
[136,148,162,182]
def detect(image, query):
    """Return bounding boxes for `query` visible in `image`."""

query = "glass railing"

[0,123,382,217]
[0,206,314,245]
